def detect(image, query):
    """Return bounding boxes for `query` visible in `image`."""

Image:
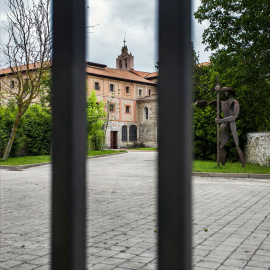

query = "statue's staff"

[215,77,220,167]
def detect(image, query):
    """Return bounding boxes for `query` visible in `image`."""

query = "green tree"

[192,49,270,161]
[193,0,270,161]
[0,104,51,157]
[86,91,106,150]
[194,0,270,79]
[191,51,222,160]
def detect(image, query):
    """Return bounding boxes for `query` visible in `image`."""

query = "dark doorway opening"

[110,131,118,149]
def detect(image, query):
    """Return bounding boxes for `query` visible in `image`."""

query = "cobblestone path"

[1,152,270,269]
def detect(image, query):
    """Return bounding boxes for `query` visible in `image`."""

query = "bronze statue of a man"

[215,87,245,167]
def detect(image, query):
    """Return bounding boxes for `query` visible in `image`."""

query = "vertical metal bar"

[52,0,86,269]
[217,89,220,167]
[158,0,192,269]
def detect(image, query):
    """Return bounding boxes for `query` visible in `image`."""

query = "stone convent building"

[0,42,158,149]
[87,42,158,149]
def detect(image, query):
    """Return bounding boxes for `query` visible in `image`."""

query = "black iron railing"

[52,0,192,269]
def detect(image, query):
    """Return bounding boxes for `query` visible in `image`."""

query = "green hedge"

[1,91,106,158]
[0,104,51,157]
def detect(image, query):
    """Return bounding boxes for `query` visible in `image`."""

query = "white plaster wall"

[245,132,270,166]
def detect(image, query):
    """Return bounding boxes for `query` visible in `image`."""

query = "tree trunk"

[2,113,21,161]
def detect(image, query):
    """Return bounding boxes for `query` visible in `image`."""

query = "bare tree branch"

[0,0,52,160]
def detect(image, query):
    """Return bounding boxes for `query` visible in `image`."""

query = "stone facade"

[137,94,158,148]
[104,121,139,149]
[245,132,270,166]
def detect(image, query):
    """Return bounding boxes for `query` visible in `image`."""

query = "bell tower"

[116,38,134,70]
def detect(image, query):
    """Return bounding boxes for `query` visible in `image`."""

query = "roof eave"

[86,71,157,86]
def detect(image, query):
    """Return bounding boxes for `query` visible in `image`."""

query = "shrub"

[22,105,52,155]
[0,104,51,157]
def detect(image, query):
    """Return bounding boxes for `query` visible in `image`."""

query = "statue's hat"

[221,87,236,92]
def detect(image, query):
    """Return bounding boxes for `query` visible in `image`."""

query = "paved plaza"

[1,152,270,270]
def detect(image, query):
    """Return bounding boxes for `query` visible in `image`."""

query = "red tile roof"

[145,72,158,79]
[130,70,159,80]
[130,70,151,78]
[0,62,45,76]
[199,61,210,66]
[0,62,158,85]
[86,66,157,85]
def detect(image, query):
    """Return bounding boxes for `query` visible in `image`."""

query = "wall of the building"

[0,72,46,105]
[134,85,156,99]
[87,74,158,148]
[86,74,158,148]
[137,100,158,148]
[104,121,139,149]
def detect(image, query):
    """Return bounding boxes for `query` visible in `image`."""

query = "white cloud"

[86,0,158,72]
[0,0,213,70]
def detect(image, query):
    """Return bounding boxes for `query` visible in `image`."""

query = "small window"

[148,89,151,95]
[126,86,130,94]
[122,125,127,142]
[110,84,114,92]
[144,107,149,120]
[10,80,15,88]
[125,105,131,114]
[109,103,115,112]
[95,82,100,90]
[139,89,142,96]
[119,60,122,69]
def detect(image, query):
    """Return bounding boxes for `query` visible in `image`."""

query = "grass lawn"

[129,148,158,151]
[0,150,125,166]
[0,155,51,166]
[1,151,269,175]
[87,150,125,156]
[193,160,270,174]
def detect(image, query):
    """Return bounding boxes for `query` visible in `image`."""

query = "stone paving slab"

[1,152,270,269]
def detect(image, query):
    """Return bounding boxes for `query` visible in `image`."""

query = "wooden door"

[110,131,118,149]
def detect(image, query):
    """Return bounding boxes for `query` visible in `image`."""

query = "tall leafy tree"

[194,0,270,79]
[86,91,106,150]
[194,0,270,135]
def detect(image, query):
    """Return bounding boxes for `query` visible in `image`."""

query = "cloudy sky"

[0,0,212,71]
[86,0,212,72]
